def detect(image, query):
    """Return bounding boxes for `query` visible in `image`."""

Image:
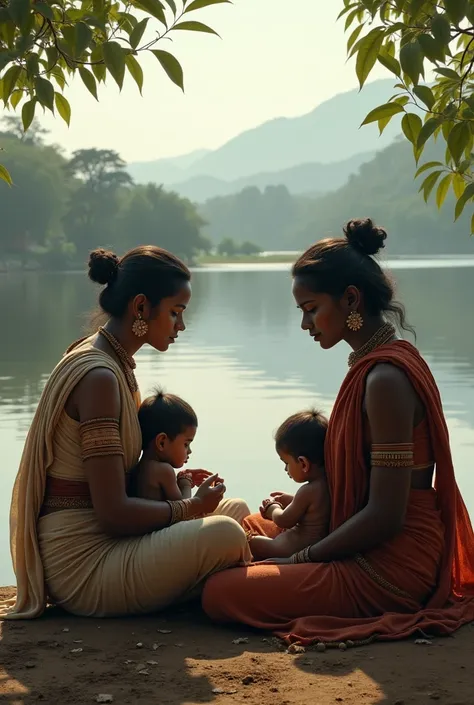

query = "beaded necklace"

[98,326,138,394]
[348,322,396,369]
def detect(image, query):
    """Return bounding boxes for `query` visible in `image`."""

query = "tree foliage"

[0,128,210,266]
[0,0,231,183]
[341,0,474,231]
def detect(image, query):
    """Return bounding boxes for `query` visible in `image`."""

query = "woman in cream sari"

[2,246,251,619]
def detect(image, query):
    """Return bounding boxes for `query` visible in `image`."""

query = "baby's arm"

[266,485,311,529]
[142,461,184,501]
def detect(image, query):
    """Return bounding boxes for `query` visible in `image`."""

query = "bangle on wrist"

[263,500,283,519]
[290,546,312,564]
[166,498,194,525]
[177,470,194,487]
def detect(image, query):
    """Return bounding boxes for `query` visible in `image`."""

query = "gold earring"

[132,313,148,337]
[346,311,363,332]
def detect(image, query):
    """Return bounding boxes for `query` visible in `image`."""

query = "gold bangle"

[371,442,414,468]
[290,546,312,564]
[167,498,194,525]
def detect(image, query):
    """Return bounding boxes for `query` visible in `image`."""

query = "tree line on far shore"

[0,118,263,270]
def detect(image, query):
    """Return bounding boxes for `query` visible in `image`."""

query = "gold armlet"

[370,442,414,468]
[290,546,312,564]
[167,499,194,525]
[79,417,124,462]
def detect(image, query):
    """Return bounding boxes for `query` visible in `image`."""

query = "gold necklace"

[98,326,138,394]
[348,322,396,369]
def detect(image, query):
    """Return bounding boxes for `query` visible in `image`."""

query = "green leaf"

[2,64,22,105]
[26,51,39,78]
[75,21,93,58]
[447,122,471,164]
[471,212,474,235]
[377,50,400,76]
[8,0,30,30]
[102,41,126,89]
[152,49,184,90]
[431,13,451,46]
[415,161,444,178]
[185,0,231,11]
[91,45,106,82]
[33,1,54,20]
[419,170,443,202]
[45,45,58,70]
[453,173,465,199]
[34,76,54,110]
[10,88,22,109]
[434,67,460,81]
[54,92,71,125]
[48,65,66,91]
[135,0,166,25]
[173,21,219,35]
[164,0,177,13]
[413,85,435,110]
[129,17,148,50]
[21,97,35,131]
[79,66,98,100]
[454,182,474,221]
[125,53,143,94]
[402,113,422,145]
[444,0,467,25]
[344,8,359,31]
[0,163,13,186]
[355,29,385,89]
[418,33,445,63]
[436,173,452,209]
[417,116,441,150]
[347,24,364,53]
[400,39,424,85]
[360,102,405,127]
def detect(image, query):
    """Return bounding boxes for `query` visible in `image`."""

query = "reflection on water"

[1,262,474,584]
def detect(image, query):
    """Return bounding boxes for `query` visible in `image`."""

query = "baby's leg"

[249,533,300,561]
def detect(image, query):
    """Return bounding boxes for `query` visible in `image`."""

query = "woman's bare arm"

[75,368,204,536]
[307,363,417,563]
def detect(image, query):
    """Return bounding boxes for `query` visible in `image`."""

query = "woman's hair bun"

[343,218,387,256]
[88,248,120,285]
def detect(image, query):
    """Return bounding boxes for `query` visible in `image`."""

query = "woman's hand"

[193,473,226,514]
[270,491,294,508]
[186,469,223,487]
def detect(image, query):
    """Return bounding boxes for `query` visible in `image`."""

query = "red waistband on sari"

[42,477,93,510]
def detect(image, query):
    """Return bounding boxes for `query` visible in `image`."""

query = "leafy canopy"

[341,0,474,232]
[0,0,230,184]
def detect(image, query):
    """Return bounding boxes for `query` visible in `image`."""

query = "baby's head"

[138,389,197,469]
[274,409,328,483]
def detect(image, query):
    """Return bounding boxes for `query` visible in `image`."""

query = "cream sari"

[1,338,250,619]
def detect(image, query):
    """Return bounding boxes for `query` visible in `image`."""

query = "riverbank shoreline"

[1,586,473,705]
[1,252,474,275]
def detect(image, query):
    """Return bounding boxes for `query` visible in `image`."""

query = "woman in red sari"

[202,218,474,645]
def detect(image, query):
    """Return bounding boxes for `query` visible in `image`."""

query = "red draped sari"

[202,341,474,644]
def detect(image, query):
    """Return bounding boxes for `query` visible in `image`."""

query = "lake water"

[1,259,474,585]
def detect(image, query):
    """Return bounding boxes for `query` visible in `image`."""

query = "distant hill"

[166,150,375,202]
[128,79,403,194]
[200,137,473,255]
[127,148,210,185]
[295,137,473,255]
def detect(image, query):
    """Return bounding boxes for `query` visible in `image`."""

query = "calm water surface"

[1,260,474,584]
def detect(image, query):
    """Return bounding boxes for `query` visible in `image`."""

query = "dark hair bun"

[344,218,387,256]
[88,248,119,285]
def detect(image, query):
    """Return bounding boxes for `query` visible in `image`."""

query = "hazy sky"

[37,1,390,163]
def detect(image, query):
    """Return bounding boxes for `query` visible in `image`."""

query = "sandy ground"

[1,586,473,705]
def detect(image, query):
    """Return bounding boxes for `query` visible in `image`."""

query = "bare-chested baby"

[248,410,330,561]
